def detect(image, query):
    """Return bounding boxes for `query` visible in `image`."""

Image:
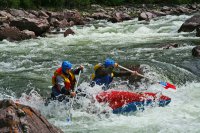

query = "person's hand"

[70,91,76,97]
[114,63,118,68]
[79,65,84,72]
[79,65,84,70]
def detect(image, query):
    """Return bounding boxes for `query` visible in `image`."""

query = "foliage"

[0,0,20,8]
[0,0,199,9]
[96,0,125,6]
[20,0,33,8]
[65,0,90,9]
[40,0,65,7]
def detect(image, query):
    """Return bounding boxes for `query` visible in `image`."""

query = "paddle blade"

[158,81,176,91]
[66,113,72,123]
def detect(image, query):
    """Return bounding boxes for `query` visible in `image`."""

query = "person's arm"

[72,65,84,75]
[113,71,132,77]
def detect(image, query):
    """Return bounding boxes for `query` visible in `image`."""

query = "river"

[0,14,200,133]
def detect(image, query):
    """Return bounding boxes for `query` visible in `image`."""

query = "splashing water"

[0,15,200,132]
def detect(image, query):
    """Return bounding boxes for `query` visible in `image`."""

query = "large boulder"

[176,6,190,14]
[192,46,200,57]
[10,17,50,36]
[138,12,157,21]
[151,10,166,16]
[22,30,36,39]
[64,10,84,25]
[0,16,7,25]
[109,12,131,23]
[91,12,111,20]
[38,11,49,19]
[49,18,60,27]
[8,9,28,17]
[0,99,63,133]
[178,15,200,32]
[187,4,197,10]
[59,19,70,28]
[0,11,13,21]
[196,26,200,37]
[7,9,37,19]
[0,11,13,25]
[46,11,64,21]
[161,6,171,12]
[29,10,49,19]
[64,28,75,37]
[0,26,35,41]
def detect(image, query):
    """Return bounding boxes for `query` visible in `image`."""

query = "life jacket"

[52,67,76,91]
[91,63,114,80]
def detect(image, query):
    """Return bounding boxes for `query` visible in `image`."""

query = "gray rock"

[10,17,50,36]
[64,10,84,25]
[192,46,200,57]
[196,26,200,37]
[64,28,75,37]
[178,15,200,33]
[0,26,35,41]
[92,12,111,20]
[138,12,157,21]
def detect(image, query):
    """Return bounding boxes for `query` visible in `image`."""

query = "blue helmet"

[104,58,115,67]
[62,61,72,72]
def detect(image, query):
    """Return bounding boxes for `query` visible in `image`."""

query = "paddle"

[66,70,82,122]
[118,65,176,91]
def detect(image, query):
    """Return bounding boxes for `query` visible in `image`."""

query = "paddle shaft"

[70,70,81,108]
[118,65,149,79]
[67,70,81,121]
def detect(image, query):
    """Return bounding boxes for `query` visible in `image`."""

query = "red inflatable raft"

[96,90,171,114]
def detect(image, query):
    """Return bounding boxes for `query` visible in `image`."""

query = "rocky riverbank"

[0,4,200,41]
[0,99,63,133]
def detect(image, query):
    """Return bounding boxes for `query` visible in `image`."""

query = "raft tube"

[96,90,171,114]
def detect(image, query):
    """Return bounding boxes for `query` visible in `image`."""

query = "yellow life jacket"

[91,63,114,80]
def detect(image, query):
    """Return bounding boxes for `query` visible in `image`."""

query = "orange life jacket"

[52,67,76,91]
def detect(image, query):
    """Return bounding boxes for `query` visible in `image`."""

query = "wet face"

[65,69,71,74]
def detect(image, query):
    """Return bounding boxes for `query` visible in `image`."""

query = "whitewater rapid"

[0,14,200,133]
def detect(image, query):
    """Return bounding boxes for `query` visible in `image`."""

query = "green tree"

[0,0,21,8]
[74,0,90,8]
[40,0,65,7]
[176,0,193,4]
[95,0,125,6]
[32,0,41,8]
[10,0,20,8]
[52,0,65,7]
[20,0,33,8]
[65,0,90,9]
